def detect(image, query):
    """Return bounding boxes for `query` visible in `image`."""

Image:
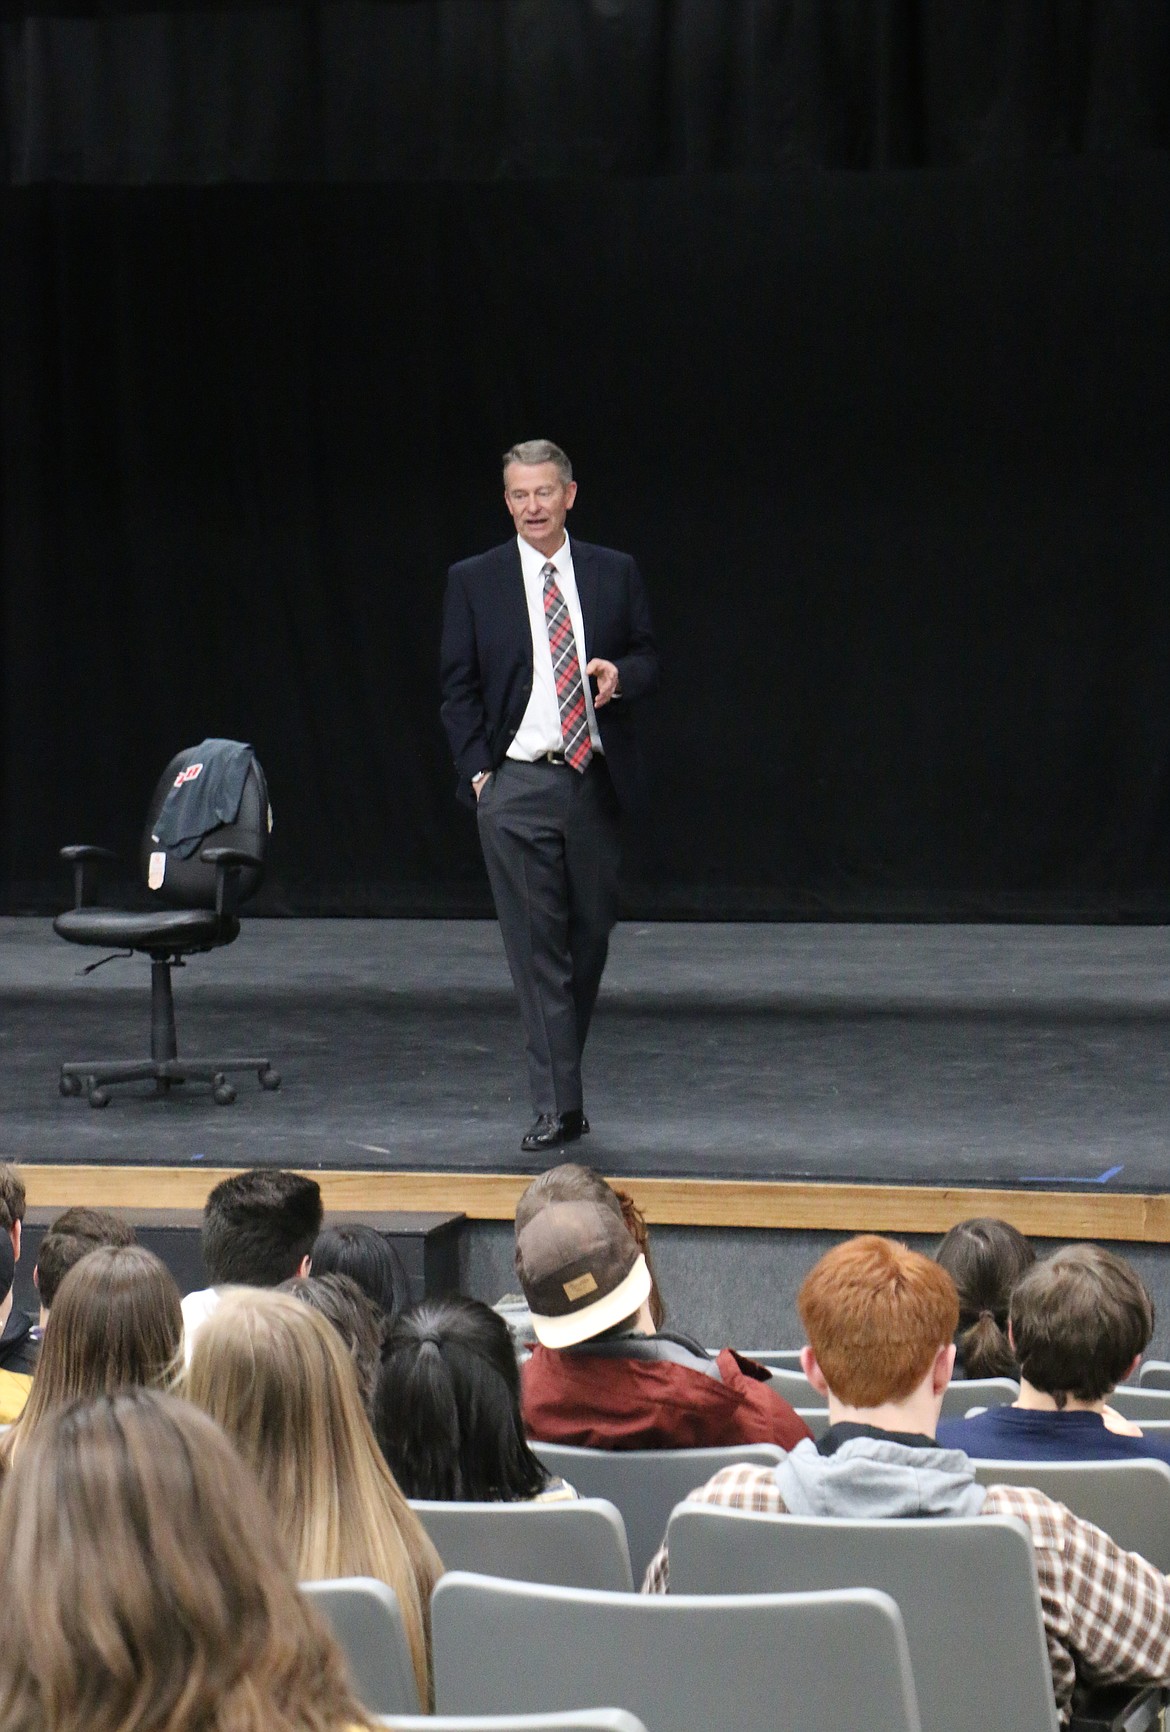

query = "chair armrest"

[60,846,119,862]
[59,846,119,909]
[199,847,263,918]
[199,848,263,871]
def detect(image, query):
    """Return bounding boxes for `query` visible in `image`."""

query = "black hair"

[200,1170,323,1288]
[310,1224,410,1320]
[279,1272,384,1410]
[935,1217,1036,1379]
[374,1296,549,1502]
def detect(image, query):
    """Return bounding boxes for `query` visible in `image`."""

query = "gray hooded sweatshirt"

[772,1430,988,1521]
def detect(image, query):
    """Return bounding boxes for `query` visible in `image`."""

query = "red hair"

[798,1236,959,1407]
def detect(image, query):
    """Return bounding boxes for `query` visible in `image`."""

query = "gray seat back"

[1137,1360,1170,1390]
[939,1376,1019,1417]
[767,1366,819,1403]
[410,1498,634,1591]
[971,1457,1170,1570]
[300,1576,419,1715]
[530,1443,784,1582]
[377,1713,648,1732]
[1106,1385,1170,1421]
[667,1508,1058,1732]
[431,1570,921,1732]
[795,1406,830,1439]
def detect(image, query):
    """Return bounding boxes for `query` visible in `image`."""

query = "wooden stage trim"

[14,1165,1170,1243]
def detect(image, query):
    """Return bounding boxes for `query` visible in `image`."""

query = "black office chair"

[54,743,281,1108]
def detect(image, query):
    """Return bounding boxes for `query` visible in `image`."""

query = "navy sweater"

[938,1403,1170,1465]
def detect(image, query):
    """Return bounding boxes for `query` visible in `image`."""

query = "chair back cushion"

[140,744,269,908]
[410,1499,633,1592]
[300,1576,419,1716]
[530,1443,784,1583]
[667,1508,1058,1732]
[939,1376,1019,1418]
[431,1571,921,1732]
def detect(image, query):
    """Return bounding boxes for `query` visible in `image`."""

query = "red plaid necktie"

[542,562,593,773]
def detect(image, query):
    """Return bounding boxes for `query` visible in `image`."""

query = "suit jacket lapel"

[498,541,532,670]
[573,540,598,650]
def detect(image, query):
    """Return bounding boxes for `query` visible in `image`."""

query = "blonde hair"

[184,1288,441,1707]
[0,1243,182,1475]
[0,1390,372,1732]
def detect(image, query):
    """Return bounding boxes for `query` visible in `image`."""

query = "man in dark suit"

[440,440,659,1152]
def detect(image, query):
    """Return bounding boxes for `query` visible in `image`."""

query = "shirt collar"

[816,1420,940,1456]
[517,531,571,583]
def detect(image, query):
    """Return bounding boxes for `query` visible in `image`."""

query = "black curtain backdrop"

[2,3,1169,918]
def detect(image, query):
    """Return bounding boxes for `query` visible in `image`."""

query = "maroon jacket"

[521,1341,813,1451]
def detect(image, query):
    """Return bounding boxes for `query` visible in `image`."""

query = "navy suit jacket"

[440,538,659,811]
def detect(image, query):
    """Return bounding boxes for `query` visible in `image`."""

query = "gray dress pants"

[476,756,621,1116]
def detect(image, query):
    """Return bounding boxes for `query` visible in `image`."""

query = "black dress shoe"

[521,1110,590,1153]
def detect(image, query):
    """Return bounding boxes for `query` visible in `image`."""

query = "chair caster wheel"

[87,1081,110,1108]
[259,1066,281,1091]
[60,1074,82,1097]
[213,1075,237,1106]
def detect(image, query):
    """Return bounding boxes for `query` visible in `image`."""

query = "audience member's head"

[376,1295,552,1502]
[1009,1243,1154,1408]
[0,1163,25,1259]
[200,1168,322,1288]
[798,1235,959,1413]
[0,1389,373,1732]
[185,1288,440,1707]
[280,1271,383,1409]
[1,1244,182,1472]
[935,1216,1036,1379]
[310,1222,410,1319]
[514,1164,652,1347]
[33,1205,136,1315]
[519,1165,665,1329]
[0,1234,14,1322]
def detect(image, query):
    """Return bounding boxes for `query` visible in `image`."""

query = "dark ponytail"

[935,1219,1035,1379]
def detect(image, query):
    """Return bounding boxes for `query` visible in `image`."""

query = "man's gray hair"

[502,440,573,484]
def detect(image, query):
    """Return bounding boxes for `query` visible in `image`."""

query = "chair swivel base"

[60,1058,281,1109]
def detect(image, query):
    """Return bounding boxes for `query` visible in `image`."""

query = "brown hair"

[798,1235,959,1407]
[515,1164,664,1327]
[935,1217,1036,1379]
[0,1164,25,1233]
[612,1188,665,1329]
[34,1206,136,1310]
[280,1271,384,1410]
[0,1390,373,1732]
[1010,1244,1154,1406]
[1,1244,181,1474]
[185,1288,441,1708]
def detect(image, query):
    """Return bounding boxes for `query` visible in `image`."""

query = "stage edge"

[9,1165,1170,1242]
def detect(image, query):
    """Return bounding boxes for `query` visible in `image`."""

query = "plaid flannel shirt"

[641,1463,1170,1724]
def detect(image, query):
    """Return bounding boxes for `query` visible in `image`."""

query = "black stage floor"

[2,917,1169,1190]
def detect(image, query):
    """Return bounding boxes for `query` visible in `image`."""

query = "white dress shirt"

[507,532,604,762]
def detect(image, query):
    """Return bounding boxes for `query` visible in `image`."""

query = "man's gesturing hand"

[585,658,620,707]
